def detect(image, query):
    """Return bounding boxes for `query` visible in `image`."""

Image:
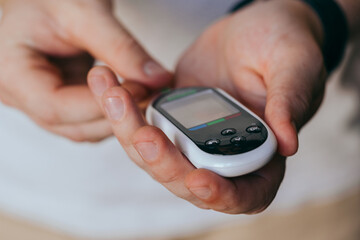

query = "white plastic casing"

[146,88,277,177]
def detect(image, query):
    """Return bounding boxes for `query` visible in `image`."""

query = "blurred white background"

[0,1,359,239]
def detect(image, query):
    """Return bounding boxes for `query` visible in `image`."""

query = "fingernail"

[104,97,124,120]
[144,61,167,77]
[90,76,108,96]
[189,187,212,200]
[135,142,158,163]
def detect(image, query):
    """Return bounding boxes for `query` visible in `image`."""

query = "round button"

[221,128,236,136]
[246,125,262,133]
[230,136,246,145]
[205,139,220,147]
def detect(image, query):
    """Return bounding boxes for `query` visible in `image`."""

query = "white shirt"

[0,1,359,239]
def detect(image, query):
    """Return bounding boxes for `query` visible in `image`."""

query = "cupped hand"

[88,0,327,214]
[171,0,328,212]
[0,0,171,142]
[88,66,285,214]
[176,0,327,156]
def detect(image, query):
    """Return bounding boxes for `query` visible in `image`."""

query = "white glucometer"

[146,87,277,177]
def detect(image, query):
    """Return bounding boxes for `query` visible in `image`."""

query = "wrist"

[298,0,349,72]
[230,0,324,46]
[336,0,360,38]
[289,0,324,49]
[230,0,349,73]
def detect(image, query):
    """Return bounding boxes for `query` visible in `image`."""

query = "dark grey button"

[230,136,246,145]
[205,139,220,147]
[221,128,236,136]
[246,125,261,133]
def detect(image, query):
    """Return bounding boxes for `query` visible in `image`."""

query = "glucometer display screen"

[161,90,239,128]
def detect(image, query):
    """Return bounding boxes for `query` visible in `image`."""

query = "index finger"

[65,10,172,89]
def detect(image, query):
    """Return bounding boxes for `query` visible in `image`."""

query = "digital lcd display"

[161,90,239,128]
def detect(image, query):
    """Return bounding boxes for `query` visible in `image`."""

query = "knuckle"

[87,136,108,143]
[35,106,61,125]
[65,128,88,143]
[0,96,12,107]
[196,203,211,210]
[68,134,87,143]
[44,124,89,143]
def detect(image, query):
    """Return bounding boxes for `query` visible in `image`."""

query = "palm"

[175,1,325,122]
[175,15,270,117]
[172,1,327,212]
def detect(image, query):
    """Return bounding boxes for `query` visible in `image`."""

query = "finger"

[185,155,286,214]
[38,118,113,142]
[6,51,104,125]
[132,126,206,206]
[87,66,120,105]
[67,10,172,89]
[98,86,206,207]
[264,46,326,156]
[87,66,149,105]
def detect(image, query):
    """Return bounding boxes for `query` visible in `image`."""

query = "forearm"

[336,0,360,38]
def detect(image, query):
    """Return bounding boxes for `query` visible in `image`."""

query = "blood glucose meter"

[146,87,277,177]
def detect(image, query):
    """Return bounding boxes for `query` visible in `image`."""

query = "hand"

[89,0,327,214]
[173,0,327,211]
[0,0,171,142]
[88,66,285,214]
[176,0,327,156]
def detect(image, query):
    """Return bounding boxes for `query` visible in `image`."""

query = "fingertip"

[265,99,299,157]
[88,66,117,82]
[150,71,174,89]
[88,66,119,97]
[143,61,173,89]
[102,85,130,102]
[272,120,298,156]
[101,86,132,121]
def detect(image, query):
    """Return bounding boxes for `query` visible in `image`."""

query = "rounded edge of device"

[146,88,278,177]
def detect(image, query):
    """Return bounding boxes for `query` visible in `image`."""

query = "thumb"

[68,9,172,89]
[265,66,326,157]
